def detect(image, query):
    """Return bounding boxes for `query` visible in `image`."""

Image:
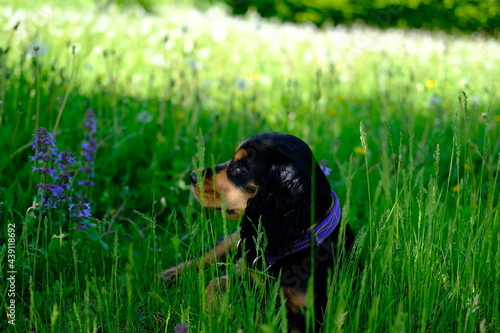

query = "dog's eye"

[227,163,242,177]
[231,167,242,176]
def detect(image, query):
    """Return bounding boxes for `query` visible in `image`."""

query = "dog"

[162,132,355,332]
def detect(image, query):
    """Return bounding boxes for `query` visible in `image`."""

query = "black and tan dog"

[162,132,355,332]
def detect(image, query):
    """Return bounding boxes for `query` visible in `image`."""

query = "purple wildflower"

[30,128,59,209]
[174,323,191,333]
[29,127,94,231]
[78,109,97,190]
[30,127,58,177]
[69,202,92,220]
[69,201,92,233]
[54,151,77,183]
[52,151,77,206]
[83,108,97,133]
[30,128,77,210]
[73,224,88,230]
[38,183,64,197]
[77,179,95,186]
[30,127,57,152]
[37,183,64,209]
[320,159,332,177]
[31,166,57,177]
[80,140,97,164]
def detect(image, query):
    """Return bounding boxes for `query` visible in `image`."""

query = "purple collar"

[266,190,341,266]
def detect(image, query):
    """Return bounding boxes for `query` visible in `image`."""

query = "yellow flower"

[425,79,438,89]
[328,108,337,116]
[353,146,365,155]
[245,72,261,80]
[494,115,500,122]
[452,184,460,193]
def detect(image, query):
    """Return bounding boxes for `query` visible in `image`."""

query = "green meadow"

[0,1,499,332]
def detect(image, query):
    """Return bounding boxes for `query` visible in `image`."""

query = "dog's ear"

[241,160,331,256]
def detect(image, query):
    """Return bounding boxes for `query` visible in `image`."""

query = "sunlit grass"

[0,1,499,332]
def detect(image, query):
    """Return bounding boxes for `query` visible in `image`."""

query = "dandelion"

[452,184,460,193]
[187,59,200,71]
[235,77,248,90]
[211,25,227,42]
[353,146,365,155]
[469,95,480,106]
[429,96,441,106]
[27,41,47,57]
[137,110,153,124]
[425,79,437,89]
[259,74,272,86]
[245,72,261,80]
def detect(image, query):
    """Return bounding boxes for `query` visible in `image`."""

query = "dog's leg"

[161,231,239,282]
[282,287,308,333]
[205,276,229,312]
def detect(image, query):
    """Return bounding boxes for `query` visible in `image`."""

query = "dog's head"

[190,132,333,253]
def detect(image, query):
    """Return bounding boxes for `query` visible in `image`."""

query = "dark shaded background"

[114,0,499,35]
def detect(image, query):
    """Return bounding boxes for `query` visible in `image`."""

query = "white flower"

[137,110,153,124]
[469,95,480,106]
[429,96,441,106]
[235,78,248,90]
[187,59,200,71]
[27,41,47,57]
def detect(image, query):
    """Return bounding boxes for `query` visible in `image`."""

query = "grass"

[0,1,499,332]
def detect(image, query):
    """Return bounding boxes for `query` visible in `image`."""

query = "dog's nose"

[189,171,198,185]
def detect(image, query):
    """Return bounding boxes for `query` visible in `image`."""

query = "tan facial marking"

[192,169,257,219]
[233,148,248,161]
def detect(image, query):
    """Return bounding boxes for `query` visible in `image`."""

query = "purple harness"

[265,190,342,266]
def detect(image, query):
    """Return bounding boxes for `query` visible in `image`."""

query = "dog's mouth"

[215,207,236,214]
[215,207,240,219]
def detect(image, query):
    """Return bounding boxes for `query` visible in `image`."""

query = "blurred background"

[107,0,499,35]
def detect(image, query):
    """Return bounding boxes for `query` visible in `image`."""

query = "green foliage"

[226,0,500,33]
[0,1,499,332]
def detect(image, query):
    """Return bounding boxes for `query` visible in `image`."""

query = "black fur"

[228,133,354,332]
[237,133,334,258]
